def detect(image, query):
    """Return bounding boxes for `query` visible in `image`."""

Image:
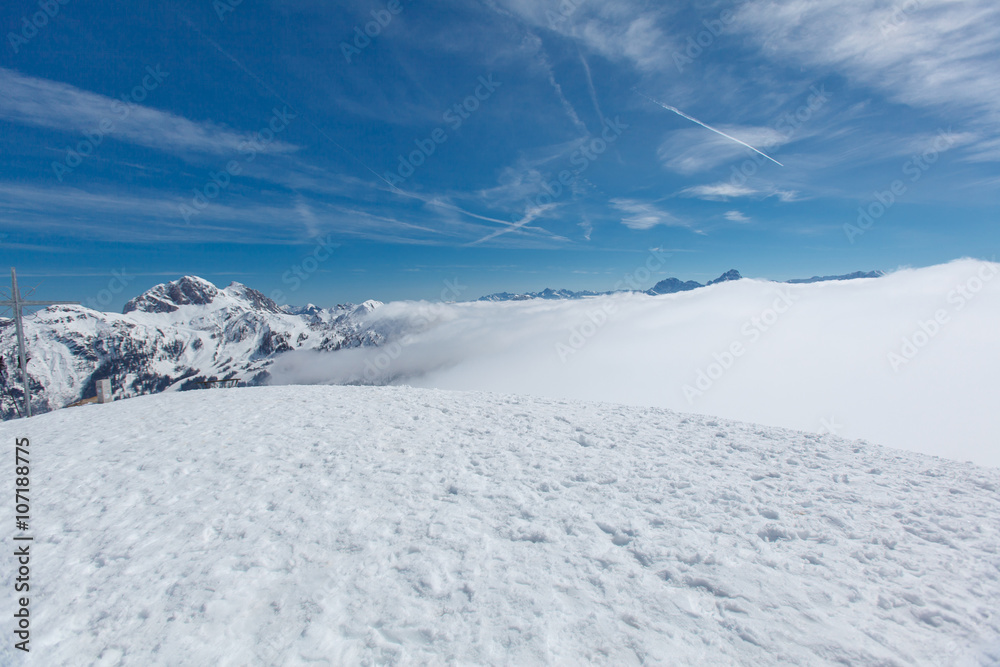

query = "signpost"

[1,268,79,418]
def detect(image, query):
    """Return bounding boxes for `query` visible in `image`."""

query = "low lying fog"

[270,259,1000,467]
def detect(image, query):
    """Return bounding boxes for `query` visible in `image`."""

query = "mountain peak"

[706,269,742,286]
[352,300,382,316]
[222,282,283,314]
[648,277,703,295]
[123,276,220,314]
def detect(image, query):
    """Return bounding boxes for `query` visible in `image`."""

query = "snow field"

[1,385,999,665]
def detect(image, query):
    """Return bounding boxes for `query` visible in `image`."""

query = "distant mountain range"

[784,270,885,284]
[477,288,610,302]
[479,269,884,301]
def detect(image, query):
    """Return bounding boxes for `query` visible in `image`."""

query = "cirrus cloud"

[0,68,299,157]
[681,183,799,202]
[610,198,686,230]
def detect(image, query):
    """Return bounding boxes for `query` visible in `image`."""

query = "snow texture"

[2,385,999,665]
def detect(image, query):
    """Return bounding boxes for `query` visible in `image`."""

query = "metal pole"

[1,268,78,419]
[10,268,30,418]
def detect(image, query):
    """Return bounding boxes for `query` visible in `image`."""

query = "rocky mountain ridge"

[0,276,383,419]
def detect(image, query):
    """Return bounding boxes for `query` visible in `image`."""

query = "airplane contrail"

[636,90,783,167]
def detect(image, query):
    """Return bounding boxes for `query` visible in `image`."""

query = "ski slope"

[2,385,999,665]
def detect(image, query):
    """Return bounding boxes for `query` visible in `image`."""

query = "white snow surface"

[3,385,1000,665]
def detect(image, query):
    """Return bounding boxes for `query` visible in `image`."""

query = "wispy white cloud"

[610,198,686,230]
[730,0,1000,158]
[957,135,1000,163]
[491,0,678,72]
[527,37,589,134]
[0,183,495,246]
[0,68,298,157]
[294,196,321,237]
[471,137,592,209]
[679,183,755,201]
[724,210,750,223]
[578,50,605,127]
[681,183,799,202]
[577,13,674,72]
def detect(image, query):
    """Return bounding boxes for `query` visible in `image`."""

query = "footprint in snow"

[597,521,633,546]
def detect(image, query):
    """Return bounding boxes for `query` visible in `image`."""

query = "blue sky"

[1,0,998,308]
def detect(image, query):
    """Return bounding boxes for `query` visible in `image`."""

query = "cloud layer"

[270,260,1000,468]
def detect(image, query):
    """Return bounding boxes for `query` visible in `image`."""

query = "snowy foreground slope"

[3,386,1000,666]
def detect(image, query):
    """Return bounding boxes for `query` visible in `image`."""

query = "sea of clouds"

[270,259,1000,467]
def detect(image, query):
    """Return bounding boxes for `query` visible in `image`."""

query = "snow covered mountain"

[484,269,883,300]
[706,269,743,286]
[0,276,383,419]
[477,270,746,301]
[786,270,885,284]
[646,276,704,295]
[478,287,616,302]
[3,384,998,665]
